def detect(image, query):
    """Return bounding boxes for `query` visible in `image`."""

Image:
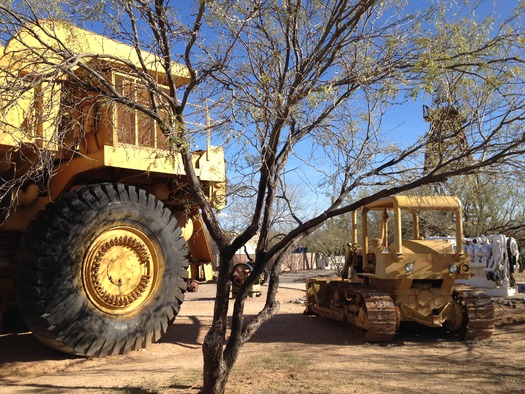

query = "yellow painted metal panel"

[375,253,457,278]
[3,21,191,86]
[49,150,106,198]
[365,195,461,211]
[103,144,226,182]
[103,144,185,174]
[0,20,192,151]
[187,215,213,264]
[48,144,226,199]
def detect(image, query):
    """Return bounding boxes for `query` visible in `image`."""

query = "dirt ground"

[1,270,525,394]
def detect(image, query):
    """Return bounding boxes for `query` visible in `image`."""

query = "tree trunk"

[201,251,288,393]
[201,251,236,394]
[202,339,229,394]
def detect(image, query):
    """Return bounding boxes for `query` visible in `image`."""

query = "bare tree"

[441,172,525,242]
[302,213,353,260]
[1,1,525,392]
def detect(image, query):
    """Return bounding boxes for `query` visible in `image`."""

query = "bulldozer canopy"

[364,195,462,211]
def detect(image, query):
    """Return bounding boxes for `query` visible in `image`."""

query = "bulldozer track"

[330,282,398,342]
[452,285,495,340]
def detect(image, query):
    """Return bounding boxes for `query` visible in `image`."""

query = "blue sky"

[77,0,517,155]
[75,0,520,221]
[213,0,522,221]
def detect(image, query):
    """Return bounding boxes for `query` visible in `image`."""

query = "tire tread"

[16,183,189,356]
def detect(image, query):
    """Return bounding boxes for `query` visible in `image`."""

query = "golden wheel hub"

[83,226,159,315]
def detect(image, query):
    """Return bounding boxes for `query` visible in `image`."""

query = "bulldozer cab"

[347,195,470,281]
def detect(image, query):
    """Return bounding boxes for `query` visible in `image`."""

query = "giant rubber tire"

[15,183,189,357]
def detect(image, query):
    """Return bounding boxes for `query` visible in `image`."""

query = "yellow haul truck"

[0,22,225,356]
[306,196,495,341]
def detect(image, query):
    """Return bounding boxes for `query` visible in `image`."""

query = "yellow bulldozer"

[0,21,225,356]
[306,195,495,341]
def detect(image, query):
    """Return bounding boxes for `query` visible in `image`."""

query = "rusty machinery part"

[15,183,189,357]
[444,285,495,340]
[231,263,269,286]
[187,280,199,292]
[232,263,253,286]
